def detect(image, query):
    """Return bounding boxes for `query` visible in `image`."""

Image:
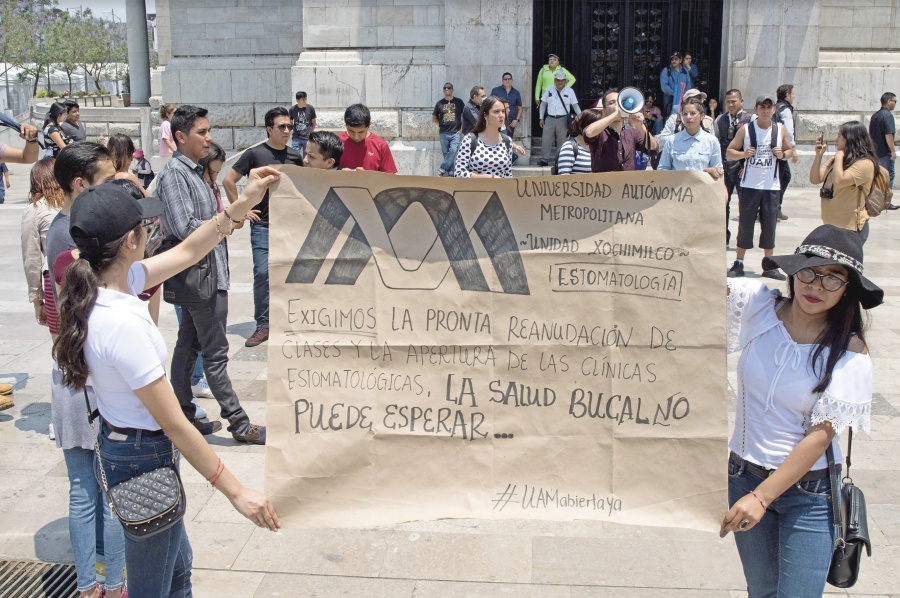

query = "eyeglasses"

[271,124,292,131]
[795,268,849,292]
[502,77,512,81]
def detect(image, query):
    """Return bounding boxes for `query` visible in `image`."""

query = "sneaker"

[245,327,269,347]
[192,400,207,420]
[727,260,745,278]
[233,424,266,445]
[48,424,55,440]
[0,394,13,412]
[192,419,222,435]
[777,210,789,221]
[191,379,214,399]
[761,268,787,281]
[887,203,900,210]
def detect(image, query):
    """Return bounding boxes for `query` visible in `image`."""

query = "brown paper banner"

[266,168,727,532]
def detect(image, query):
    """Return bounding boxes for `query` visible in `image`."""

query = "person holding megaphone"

[582,88,658,173]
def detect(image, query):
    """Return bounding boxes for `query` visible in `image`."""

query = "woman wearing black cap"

[53,167,282,596]
[719,224,882,596]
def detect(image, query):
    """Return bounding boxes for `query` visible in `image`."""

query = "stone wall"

[293,0,533,175]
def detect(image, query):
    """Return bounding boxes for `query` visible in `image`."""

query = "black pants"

[170,290,251,434]
[725,170,741,245]
[778,161,791,208]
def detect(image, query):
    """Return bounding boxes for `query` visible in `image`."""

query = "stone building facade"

[152,0,900,184]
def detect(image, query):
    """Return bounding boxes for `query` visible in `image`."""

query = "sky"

[55,0,157,17]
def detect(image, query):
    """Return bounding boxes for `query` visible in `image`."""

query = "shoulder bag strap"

[554,87,569,116]
[825,440,843,545]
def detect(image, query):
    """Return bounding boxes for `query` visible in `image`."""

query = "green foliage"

[34,88,47,98]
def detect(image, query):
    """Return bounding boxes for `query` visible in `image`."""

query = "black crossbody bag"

[826,430,871,588]
[84,388,186,539]
[159,238,217,305]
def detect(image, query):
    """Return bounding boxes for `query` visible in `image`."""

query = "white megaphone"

[617,87,645,114]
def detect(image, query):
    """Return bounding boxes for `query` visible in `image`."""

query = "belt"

[103,419,166,437]
[730,451,830,482]
[548,114,567,118]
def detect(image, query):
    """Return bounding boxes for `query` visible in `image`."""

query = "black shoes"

[727,260,744,278]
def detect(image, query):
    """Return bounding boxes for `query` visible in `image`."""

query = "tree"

[45,10,79,92]
[75,9,125,92]
[1,0,58,96]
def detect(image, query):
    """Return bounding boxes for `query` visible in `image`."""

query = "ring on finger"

[739,519,750,530]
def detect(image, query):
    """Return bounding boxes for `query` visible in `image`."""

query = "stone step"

[512,164,552,177]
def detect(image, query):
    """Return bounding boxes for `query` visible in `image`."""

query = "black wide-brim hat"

[762,224,883,309]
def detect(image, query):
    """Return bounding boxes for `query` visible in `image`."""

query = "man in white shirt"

[538,71,581,167]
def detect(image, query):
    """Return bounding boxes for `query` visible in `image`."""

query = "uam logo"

[286,187,530,294]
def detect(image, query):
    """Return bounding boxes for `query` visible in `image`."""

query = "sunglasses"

[795,268,849,292]
[443,87,453,90]
[503,77,512,81]
[271,124,292,131]
[142,217,163,257]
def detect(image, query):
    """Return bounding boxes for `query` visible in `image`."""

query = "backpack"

[551,139,579,175]
[772,100,792,125]
[135,158,155,186]
[860,164,893,218]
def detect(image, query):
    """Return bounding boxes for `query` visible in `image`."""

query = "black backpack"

[551,139,579,175]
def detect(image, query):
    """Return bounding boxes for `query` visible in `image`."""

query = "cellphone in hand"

[818,130,825,143]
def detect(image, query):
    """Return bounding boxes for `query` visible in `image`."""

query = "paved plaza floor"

[0,161,898,596]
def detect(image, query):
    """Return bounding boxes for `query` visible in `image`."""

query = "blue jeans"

[439,132,460,174]
[96,423,193,597]
[250,223,269,330]
[63,447,126,592]
[878,155,895,189]
[174,305,204,386]
[728,454,837,598]
[292,138,308,159]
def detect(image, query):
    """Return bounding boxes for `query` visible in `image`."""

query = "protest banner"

[266,168,727,531]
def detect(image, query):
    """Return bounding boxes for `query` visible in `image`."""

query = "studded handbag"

[826,430,871,588]
[83,389,187,539]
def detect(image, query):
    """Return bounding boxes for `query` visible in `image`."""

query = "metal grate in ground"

[0,560,77,598]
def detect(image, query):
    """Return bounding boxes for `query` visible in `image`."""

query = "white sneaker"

[48,423,55,440]
[191,379,214,399]
[192,399,207,420]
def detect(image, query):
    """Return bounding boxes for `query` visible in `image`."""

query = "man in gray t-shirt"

[60,101,87,143]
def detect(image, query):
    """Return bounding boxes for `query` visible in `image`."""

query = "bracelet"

[223,207,241,225]
[214,213,231,237]
[749,490,767,510]
[208,457,225,488]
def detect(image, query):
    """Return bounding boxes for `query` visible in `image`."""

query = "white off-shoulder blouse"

[727,278,871,470]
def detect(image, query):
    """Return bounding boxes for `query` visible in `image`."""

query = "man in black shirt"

[432,82,464,176]
[461,86,485,137]
[289,91,317,159]
[223,107,304,346]
[869,92,898,207]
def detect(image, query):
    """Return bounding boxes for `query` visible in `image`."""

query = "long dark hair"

[474,96,503,134]
[106,134,135,173]
[787,275,866,394]
[838,121,883,187]
[53,225,140,389]
[43,102,67,129]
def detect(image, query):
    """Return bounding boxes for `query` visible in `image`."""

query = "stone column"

[126,0,151,106]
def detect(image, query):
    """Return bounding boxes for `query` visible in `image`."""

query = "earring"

[132,245,137,250]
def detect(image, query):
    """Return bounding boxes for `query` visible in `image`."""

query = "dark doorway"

[533,0,723,114]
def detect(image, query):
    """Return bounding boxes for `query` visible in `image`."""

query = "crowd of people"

[1,60,895,596]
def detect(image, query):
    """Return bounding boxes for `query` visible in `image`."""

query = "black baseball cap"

[70,183,165,248]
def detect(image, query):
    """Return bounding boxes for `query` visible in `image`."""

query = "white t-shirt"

[741,121,782,191]
[726,278,872,470]
[85,262,167,430]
